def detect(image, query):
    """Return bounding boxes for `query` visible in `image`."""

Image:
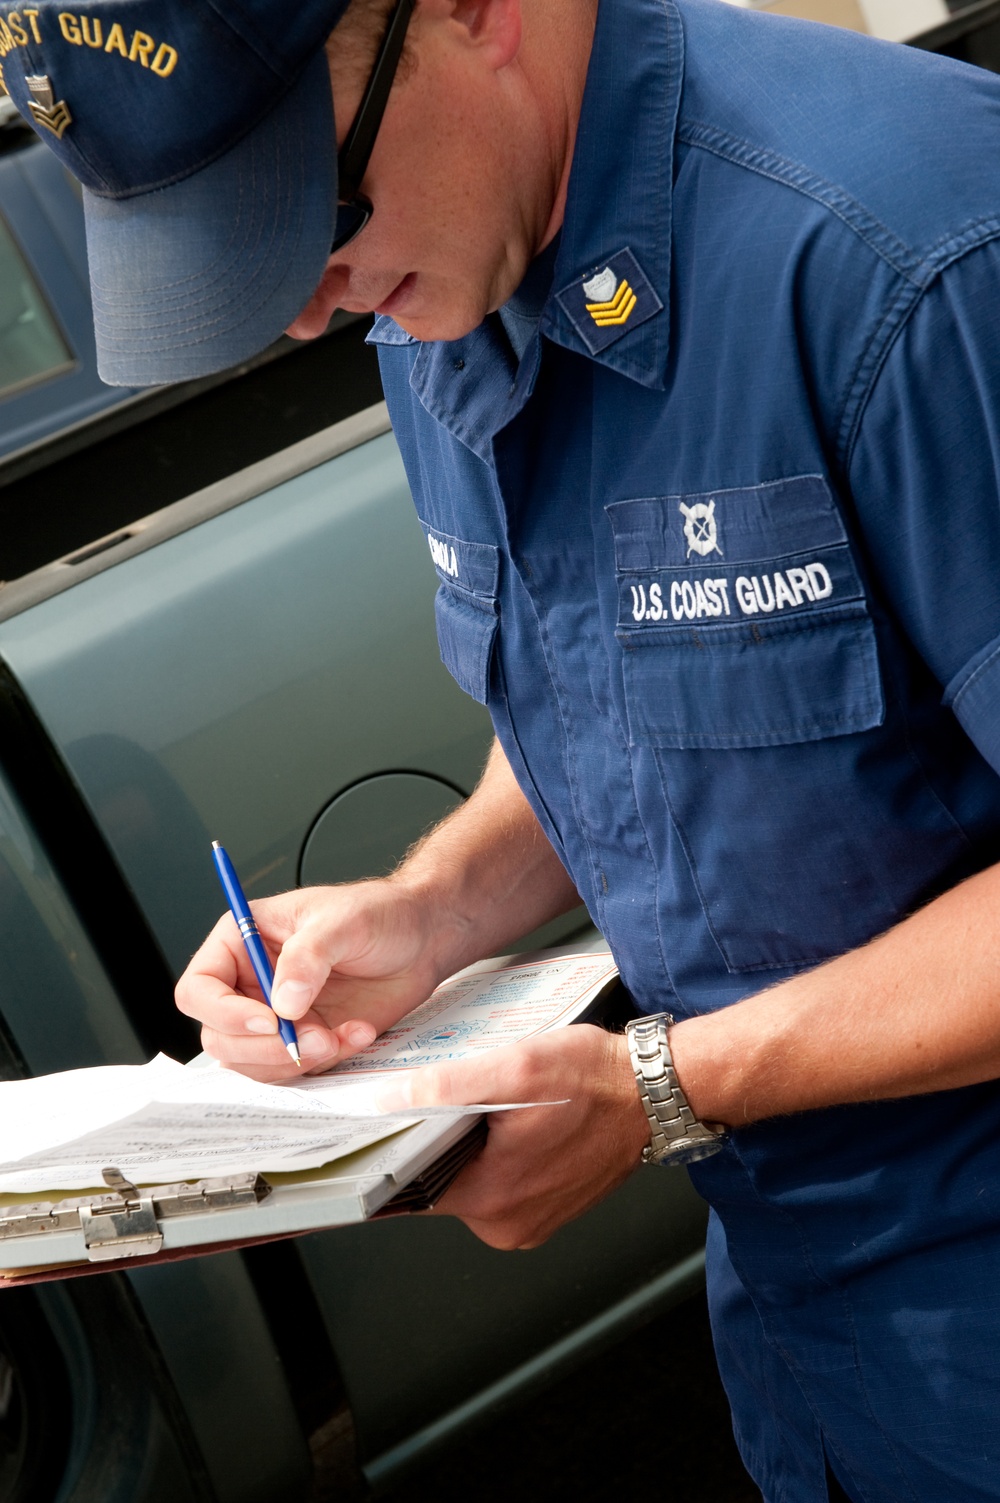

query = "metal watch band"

[625,1012,727,1166]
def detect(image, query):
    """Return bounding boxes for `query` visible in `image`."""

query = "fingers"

[175,918,267,1034]
[175,882,440,1081]
[183,1023,335,1080]
[295,1016,379,1072]
[175,913,332,1075]
[194,999,377,1077]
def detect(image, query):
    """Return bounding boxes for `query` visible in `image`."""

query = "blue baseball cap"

[0,0,350,384]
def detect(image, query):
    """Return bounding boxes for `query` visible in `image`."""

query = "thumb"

[373,1059,477,1113]
[270,936,334,1019]
[373,1055,571,1115]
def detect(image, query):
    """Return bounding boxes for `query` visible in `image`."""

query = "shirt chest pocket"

[606,477,884,749]
[422,522,500,706]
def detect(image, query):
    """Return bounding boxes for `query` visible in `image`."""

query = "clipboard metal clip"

[0,1168,272,1263]
[79,1169,162,1261]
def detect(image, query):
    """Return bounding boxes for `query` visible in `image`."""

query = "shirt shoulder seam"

[676,119,931,286]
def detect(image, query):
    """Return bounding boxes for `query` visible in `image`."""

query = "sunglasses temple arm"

[337,0,416,199]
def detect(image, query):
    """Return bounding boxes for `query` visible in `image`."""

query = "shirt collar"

[391,0,683,459]
[541,0,682,391]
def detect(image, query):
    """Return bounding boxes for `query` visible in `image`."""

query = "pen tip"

[211,840,221,850]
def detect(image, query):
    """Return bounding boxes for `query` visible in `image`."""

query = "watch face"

[650,1135,727,1166]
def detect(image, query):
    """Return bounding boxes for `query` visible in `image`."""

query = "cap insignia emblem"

[582,266,637,328]
[26,75,72,139]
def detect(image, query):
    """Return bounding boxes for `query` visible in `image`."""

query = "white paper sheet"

[0,1055,402,1190]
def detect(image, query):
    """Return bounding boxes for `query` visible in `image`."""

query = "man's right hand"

[175,739,582,1082]
[175,877,448,1080]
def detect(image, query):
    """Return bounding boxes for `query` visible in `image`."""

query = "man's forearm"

[392,738,580,977]
[672,861,1000,1127]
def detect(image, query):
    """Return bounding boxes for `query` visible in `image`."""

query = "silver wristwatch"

[625,1012,727,1165]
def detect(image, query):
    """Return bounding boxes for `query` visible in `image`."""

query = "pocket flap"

[619,609,884,748]
[607,475,846,570]
[434,587,499,706]
[421,523,500,599]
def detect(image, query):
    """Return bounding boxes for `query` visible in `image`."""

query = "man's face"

[287,0,562,343]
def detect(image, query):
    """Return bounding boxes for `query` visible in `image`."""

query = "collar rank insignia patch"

[556,248,662,356]
[583,265,636,325]
[26,76,73,139]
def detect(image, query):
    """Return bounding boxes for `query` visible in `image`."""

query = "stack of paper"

[0,949,619,1194]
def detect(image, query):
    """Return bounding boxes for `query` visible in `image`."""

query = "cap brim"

[85,50,337,387]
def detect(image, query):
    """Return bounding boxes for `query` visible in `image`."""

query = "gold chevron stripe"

[591,290,637,326]
[29,100,72,138]
[585,279,633,316]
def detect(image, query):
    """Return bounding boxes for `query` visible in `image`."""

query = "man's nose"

[285,261,351,339]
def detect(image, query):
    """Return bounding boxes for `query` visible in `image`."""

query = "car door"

[0,390,708,1493]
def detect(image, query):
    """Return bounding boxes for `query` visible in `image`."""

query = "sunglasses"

[331,0,417,253]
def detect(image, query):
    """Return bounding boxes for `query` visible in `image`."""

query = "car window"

[0,211,73,399]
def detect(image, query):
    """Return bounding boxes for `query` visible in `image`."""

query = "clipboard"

[0,1113,487,1286]
[0,944,626,1285]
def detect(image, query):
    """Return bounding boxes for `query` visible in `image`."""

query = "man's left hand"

[376,1025,650,1249]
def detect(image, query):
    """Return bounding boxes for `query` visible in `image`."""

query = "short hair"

[328,0,417,83]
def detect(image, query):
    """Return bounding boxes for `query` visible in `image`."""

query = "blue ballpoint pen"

[211,840,301,1066]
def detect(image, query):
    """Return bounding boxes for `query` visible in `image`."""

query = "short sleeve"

[848,236,1000,771]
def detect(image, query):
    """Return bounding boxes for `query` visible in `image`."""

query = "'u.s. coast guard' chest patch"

[555,248,662,356]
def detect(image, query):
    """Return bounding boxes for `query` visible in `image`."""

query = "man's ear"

[418,0,523,70]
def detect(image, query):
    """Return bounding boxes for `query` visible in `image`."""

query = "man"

[6,0,1000,1495]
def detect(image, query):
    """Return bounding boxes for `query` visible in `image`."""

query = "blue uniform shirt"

[372,1,1000,1496]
